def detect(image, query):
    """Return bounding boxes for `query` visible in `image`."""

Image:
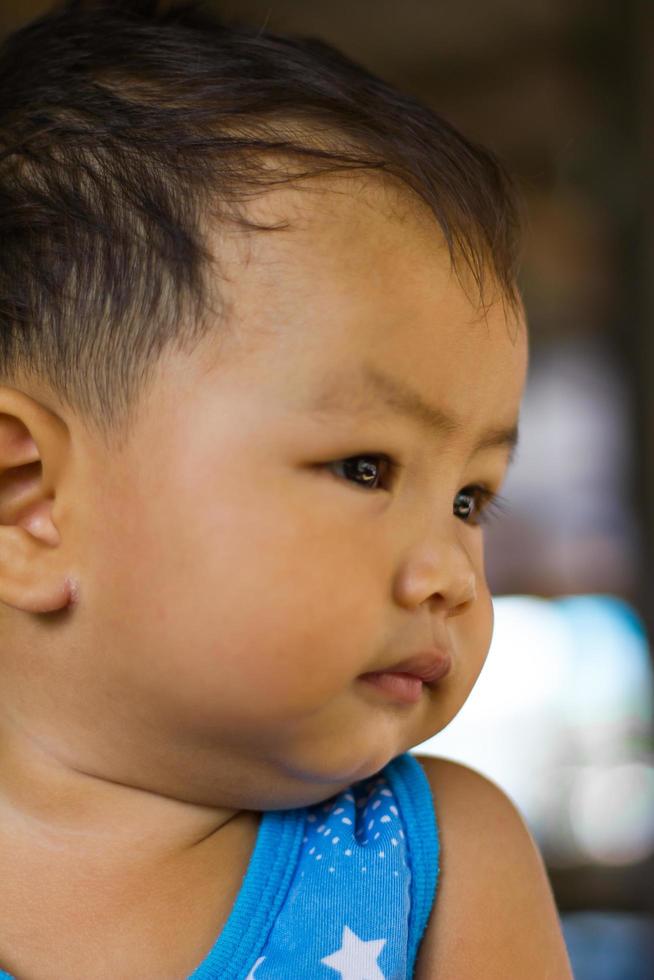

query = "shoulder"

[412,755,573,980]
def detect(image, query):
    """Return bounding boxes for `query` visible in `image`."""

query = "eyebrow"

[311,365,520,457]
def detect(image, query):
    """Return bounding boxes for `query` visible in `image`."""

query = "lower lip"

[359,672,426,704]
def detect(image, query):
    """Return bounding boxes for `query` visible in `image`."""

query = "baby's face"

[71,178,527,809]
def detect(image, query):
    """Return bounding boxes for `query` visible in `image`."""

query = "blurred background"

[2,0,653,975]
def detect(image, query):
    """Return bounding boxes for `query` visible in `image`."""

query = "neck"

[0,717,261,980]
[0,715,241,867]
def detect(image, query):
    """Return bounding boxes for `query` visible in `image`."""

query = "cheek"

[458,578,494,687]
[434,586,493,736]
[449,535,494,690]
[102,486,387,724]
[468,543,494,671]
[471,586,494,671]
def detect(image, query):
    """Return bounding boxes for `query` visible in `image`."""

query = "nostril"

[445,574,477,616]
[446,595,475,619]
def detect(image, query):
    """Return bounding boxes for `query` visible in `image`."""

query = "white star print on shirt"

[244,956,265,979]
[321,925,387,980]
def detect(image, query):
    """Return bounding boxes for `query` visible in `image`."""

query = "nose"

[392,530,477,616]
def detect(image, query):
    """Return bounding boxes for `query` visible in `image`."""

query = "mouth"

[358,650,452,705]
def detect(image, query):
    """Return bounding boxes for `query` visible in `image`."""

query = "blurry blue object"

[562,912,654,980]
[556,595,651,732]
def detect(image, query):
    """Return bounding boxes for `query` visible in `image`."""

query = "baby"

[0,2,572,978]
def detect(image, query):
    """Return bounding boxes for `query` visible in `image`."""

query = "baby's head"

[0,2,526,810]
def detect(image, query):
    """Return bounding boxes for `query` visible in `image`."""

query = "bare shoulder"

[412,755,573,980]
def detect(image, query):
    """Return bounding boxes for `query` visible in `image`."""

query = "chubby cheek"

[465,586,494,681]
[447,583,494,714]
[99,487,385,731]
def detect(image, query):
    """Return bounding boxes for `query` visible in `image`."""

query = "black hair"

[0,0,521,442]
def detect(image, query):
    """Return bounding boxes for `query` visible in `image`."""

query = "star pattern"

[236,766,422,979]
[302,773,406,875]
[321,925,387,980]
[244,956,265,979]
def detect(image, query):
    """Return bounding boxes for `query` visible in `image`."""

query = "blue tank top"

[0,752,439,980]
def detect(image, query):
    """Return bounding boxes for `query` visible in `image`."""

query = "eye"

[453,485,502,525]
[328,454,396,491]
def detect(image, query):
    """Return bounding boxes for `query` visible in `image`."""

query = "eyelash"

[327,453,505,525]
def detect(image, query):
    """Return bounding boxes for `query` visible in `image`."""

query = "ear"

[0,386,77,614]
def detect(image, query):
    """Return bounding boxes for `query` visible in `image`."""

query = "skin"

[0,177,570,977]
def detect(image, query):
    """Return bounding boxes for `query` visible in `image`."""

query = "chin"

[277,738,399,801]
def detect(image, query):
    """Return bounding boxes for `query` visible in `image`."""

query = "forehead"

[204,176,527,433]
[228,174,454,302]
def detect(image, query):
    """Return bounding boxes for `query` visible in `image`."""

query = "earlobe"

[0,386,76,614]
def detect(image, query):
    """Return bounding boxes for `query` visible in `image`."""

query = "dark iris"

[334,459,496,524]
[342,456,383,488]
[453,488,477,521]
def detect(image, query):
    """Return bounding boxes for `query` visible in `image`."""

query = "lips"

[375,650,453,685]
[358,649,452,704]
